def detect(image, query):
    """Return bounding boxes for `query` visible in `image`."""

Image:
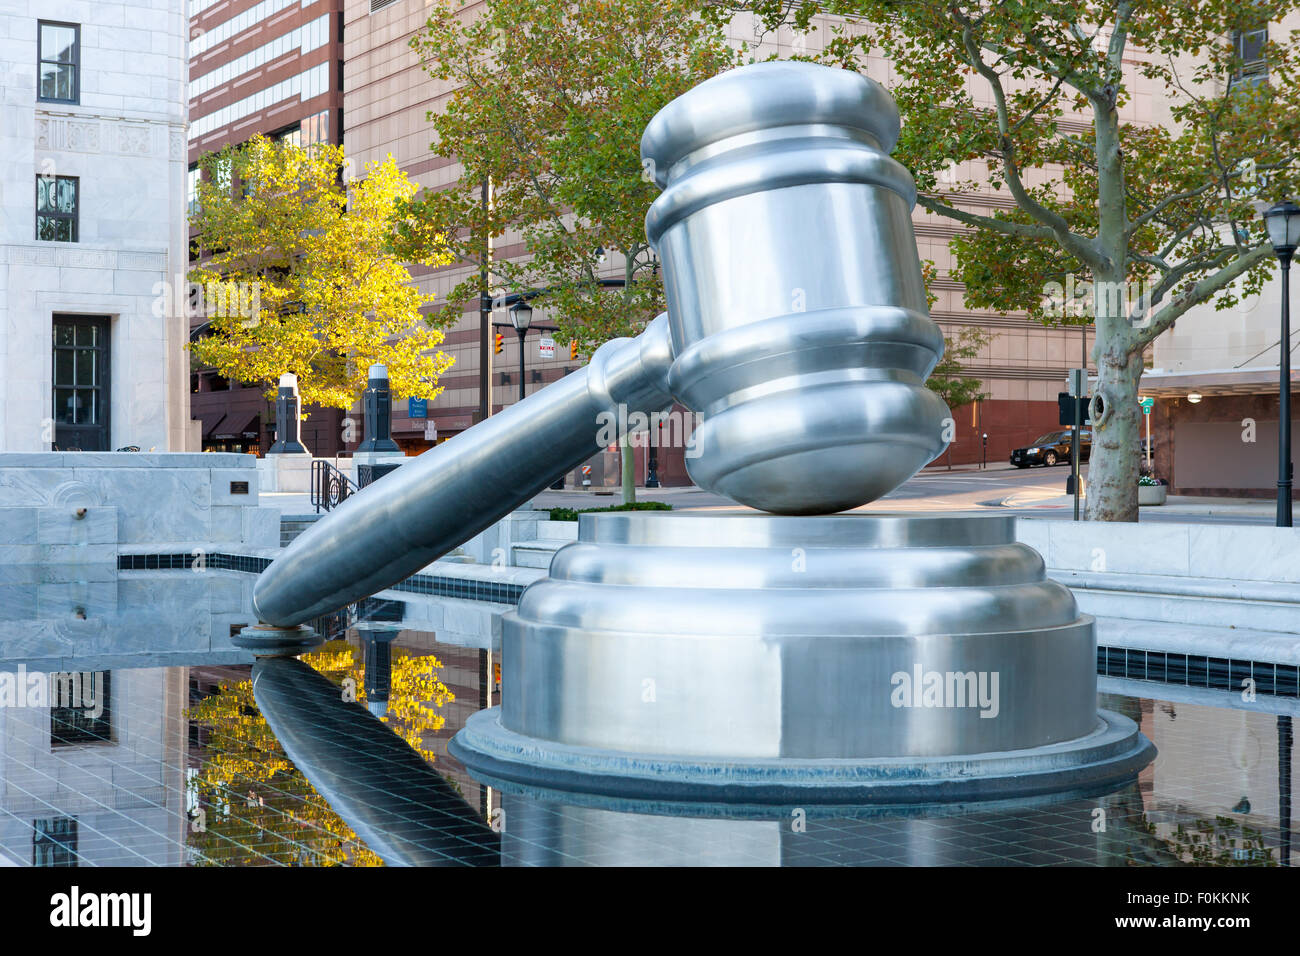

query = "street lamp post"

[508,300,533,403]
[1264,200,1300,528]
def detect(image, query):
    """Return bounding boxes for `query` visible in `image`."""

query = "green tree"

[729,0,1300,520]
[407,0,739,502]
[919,260,993,410]
[930,326,993,410]
[189,136,455,410]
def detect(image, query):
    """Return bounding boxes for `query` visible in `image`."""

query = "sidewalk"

[262,482,722,517]
[919,461,1018,474]
[1000,487,1278,517]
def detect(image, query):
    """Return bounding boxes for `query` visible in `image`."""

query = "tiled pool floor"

[1,627,1294,866]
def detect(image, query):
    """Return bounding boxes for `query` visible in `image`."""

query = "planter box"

[1138,484,1167,506]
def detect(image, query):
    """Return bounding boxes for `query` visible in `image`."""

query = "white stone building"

[0,1,194,452]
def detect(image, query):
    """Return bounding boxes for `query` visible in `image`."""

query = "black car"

[1010,430,1091,468]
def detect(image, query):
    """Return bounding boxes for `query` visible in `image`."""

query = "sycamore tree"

[190,136,454,410]
[931,325,994,409]
[407,0,739,502]
[731,0,1300,520]
[919,260,994,409]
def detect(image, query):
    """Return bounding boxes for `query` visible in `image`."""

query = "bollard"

[358,364,400,454]
[267,373,307,454]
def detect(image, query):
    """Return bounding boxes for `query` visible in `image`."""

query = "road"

[530,462,1281,525]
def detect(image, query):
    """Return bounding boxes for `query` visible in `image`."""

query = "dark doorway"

[52,314,110,451]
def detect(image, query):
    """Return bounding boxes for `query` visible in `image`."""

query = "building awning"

[212,410,260,439]
[1135,366,1297,399]
[193,409,226,439]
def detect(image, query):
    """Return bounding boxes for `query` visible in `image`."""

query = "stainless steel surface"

[255,60,951,626]
[496,512,1096,760]
[643,61,950,513]
[252,61,1145,800]
[253,316,674,626]
[454,705,1153,804]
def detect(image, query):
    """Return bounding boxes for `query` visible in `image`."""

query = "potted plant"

[1138,474,1167,506]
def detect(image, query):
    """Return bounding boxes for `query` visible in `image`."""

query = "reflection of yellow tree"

[336,642,454,763]
[186,640,454,866]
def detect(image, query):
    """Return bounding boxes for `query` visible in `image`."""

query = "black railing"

[311,459,358,513]
[356,461,404,488]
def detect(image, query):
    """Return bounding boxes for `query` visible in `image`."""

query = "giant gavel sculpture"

[253,61,947,625]
[251,62,1153,801]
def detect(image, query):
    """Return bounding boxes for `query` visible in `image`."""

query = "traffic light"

[494,332,504,355]
[569,339,579,361]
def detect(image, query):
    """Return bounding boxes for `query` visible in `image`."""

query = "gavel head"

[642,61,951,515]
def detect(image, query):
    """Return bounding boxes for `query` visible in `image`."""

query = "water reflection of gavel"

[252,655,499,867]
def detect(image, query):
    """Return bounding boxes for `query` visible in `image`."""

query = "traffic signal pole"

[1068,368,1085,522]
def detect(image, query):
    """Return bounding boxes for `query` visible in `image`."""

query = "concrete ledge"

[1017,517,1300,583]
[1095,616,1300,667]
[1051,568,1300,604]
[0,452,253,468]
[0,452,278,553]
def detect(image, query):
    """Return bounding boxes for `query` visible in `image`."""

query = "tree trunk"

[620,436,636,505]
[1085,346,1144,522]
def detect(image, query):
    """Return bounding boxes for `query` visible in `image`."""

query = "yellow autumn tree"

[189,136,455,408]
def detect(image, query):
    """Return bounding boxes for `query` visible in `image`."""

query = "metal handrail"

[310,459,358,514]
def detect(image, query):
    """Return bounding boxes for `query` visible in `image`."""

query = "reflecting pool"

[0,597,1294,866]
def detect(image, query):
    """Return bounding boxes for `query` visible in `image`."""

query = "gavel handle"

[253,316,675,627]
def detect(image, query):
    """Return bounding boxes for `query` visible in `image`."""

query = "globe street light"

[508,300,534,403]
[1264,200,1300,527]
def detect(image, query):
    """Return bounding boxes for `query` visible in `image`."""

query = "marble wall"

[0,1,193,452]
[0,452,279,555]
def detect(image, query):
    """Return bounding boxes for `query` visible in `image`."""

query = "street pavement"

[528,461,1282,525]
[262,459,1282,525]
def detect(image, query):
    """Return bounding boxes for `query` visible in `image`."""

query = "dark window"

[1232,25,1269,84]
[52,316,110,451]
[33,817,78,866]
[50,672,112,747]
[36,175,78,242]
[38,21,79,104]
[272,123,302,147]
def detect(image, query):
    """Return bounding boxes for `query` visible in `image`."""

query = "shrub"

[547,501,672,522]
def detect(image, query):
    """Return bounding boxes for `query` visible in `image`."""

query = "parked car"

[1010,430,1091,468]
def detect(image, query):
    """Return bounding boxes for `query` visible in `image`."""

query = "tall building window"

[37,21,79,104]
[187,164,200,216]
[36,175,78,242]
[1232,23,1269,85]
[273,124,303,148]
[302,109,330,146]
